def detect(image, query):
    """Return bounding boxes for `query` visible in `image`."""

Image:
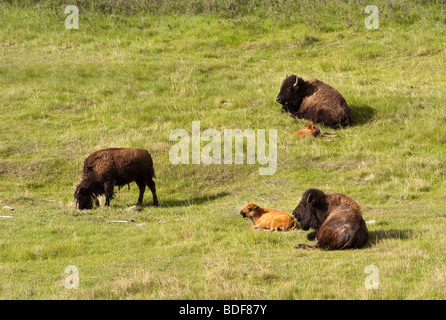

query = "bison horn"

[306,193,312,203]
[293,76,299,87]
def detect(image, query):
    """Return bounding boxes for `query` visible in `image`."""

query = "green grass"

[1,1,446,299]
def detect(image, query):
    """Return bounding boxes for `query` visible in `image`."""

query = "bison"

[296,121,336,138]
[276,75,351,128]
[292,188,368,250]
[240,203,297,232]
[74,148,159,210]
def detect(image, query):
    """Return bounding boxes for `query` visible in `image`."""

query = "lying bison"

[276,75,351,128]
[74,148,159,210]
[292,188,368,250]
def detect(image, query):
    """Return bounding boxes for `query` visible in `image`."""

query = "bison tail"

[151,167,156,179]
[341,234,355,250]
[339,225,361,249]
[341,226,368,249]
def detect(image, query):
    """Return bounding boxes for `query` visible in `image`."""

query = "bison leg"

[295,243,318,249]
[104,181,114,207]
[146,178,159,207]
[250,225,263,231]
[94,196,100,207]
[307,231,317,241]
[136,180,145,205]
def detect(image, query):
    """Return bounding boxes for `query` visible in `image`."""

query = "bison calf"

[292,188,368,250]
[74,148,159,210]
[240,203,297,232]
[296,121,336,138]
[276,75,351,128]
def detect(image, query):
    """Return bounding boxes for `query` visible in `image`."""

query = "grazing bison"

[74,148,159,210]
[276,75,351,128]
[292,188,368,250]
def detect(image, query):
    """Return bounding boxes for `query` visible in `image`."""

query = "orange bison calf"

[74,148,158,210]
[240,203,297,232]
[296,121,336,138]
[292,189,368,249]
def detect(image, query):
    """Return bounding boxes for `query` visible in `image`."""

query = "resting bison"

[276,75,351,128]
[292,188,368,250]
[240,203,297,232]
[296,121,336,138]
[74,148,159,210]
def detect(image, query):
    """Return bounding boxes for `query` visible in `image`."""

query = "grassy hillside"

[0,1,445,299]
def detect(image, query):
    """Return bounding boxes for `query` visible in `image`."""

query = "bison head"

[240,203,260,219]
[292,188,327,230]
[276,75,306,113]
[74,180,94,210]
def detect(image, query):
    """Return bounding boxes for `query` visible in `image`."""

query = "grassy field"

[0,0,445,299]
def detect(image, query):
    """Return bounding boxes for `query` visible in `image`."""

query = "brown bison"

[74,148,158,210]
[276,75,351,128]
[292,188,368,250]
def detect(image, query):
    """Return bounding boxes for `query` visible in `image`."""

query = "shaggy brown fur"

[296,121,337,138]
[276,75,351,128]
[74,148,158,210]
[292,189,368,250]
[240,203,297,232]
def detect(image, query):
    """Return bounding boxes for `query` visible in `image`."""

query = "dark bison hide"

[276,75,351,128]
[74,148,158,210]
[292,188,368,250]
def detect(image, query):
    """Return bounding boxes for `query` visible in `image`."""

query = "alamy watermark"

[64,5,79,30]
[365,5,379,30]
[364,265,380,290]
[64,265,79,289]
[169,121,277,175]
[62,5,379,31]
